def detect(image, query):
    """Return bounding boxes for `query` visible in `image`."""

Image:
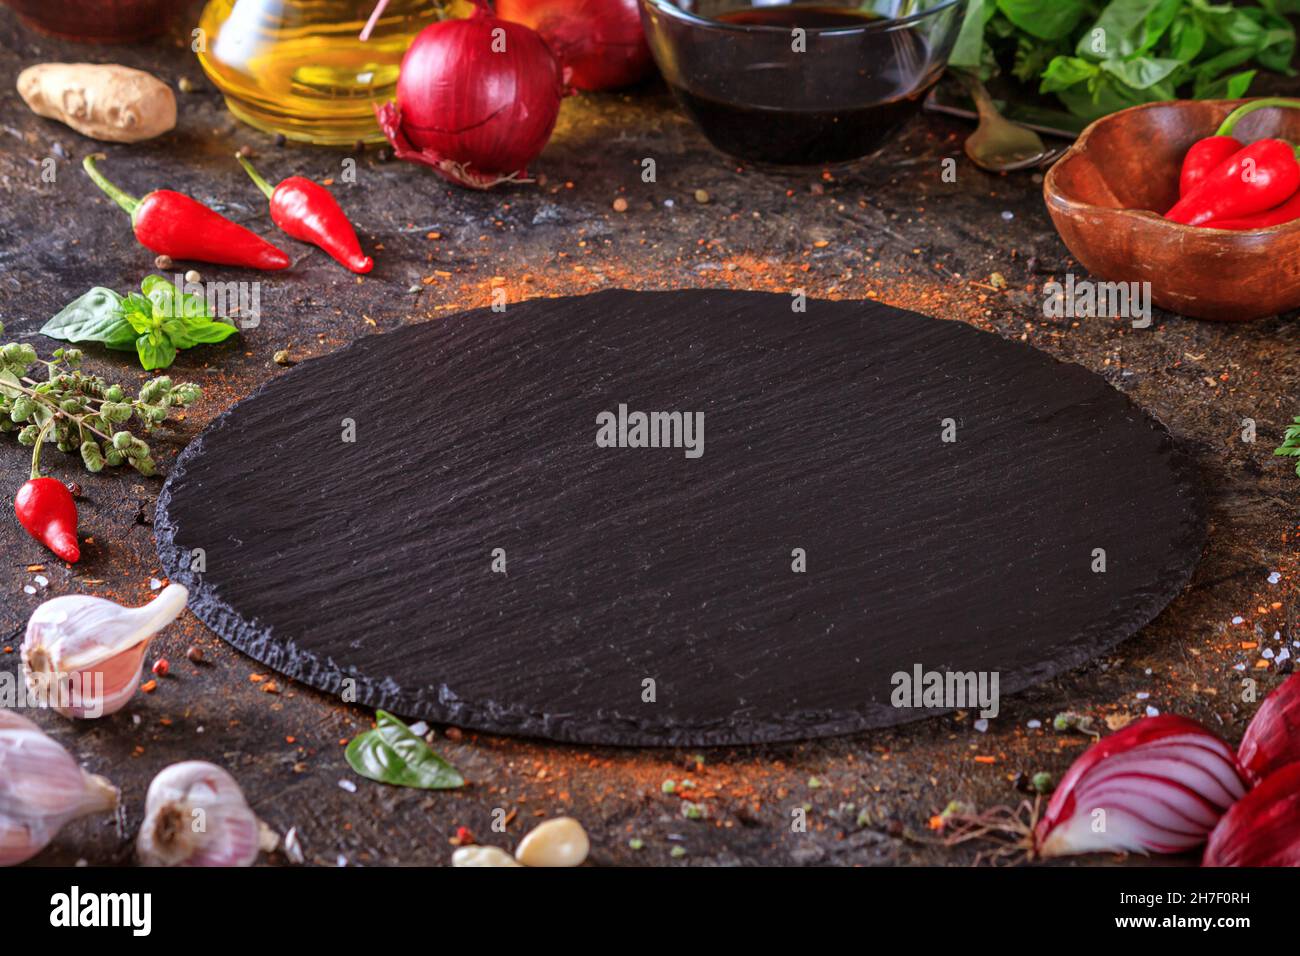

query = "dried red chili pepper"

[237,156,373,274]
[1178,135,1242,197]
[14,420,80,563]
[83,154,290,271]
[1165,138,1300,227]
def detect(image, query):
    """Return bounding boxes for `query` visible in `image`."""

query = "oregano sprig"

[0,321,201,476]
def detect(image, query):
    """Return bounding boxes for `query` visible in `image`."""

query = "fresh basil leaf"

[1040,55,1099,93]
[998,0,1089,41]
[345,710,464,790]
[136,332,177,371]
[144,273,210,322]
[121,293,155,335]
[183,320,240,345]
[40,288,134,347]
[1100,55,1184,89]
[952,0,998,68]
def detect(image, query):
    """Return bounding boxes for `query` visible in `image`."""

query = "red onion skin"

[377,2,565,189]
[1204,761,1300,866]
[1238,673,1300,784]
[1035,715,1249,858]
[495,0,653,91]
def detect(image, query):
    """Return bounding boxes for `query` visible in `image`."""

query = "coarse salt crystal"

[338,779,357,793]
[1234,663,1247,671]
[1232,616,1245,625]
[1145,706,1160,717]
[974,719,989,733]
[1027,719,1042,729]
[408,721,429,736]
[1268,572,1281,585]
[33,575,48,588]
[150,578,163,591]
[336,854,348,867]
[1001,211,1014,220]
[1136,692,1150,700]
[1279,648,1291,662]
[1263,648,1275,659]
[23,586,35,595]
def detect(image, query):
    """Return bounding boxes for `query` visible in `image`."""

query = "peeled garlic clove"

[1035,715,1248,858]
[514,816,590,867]
[452,845,523,867]
[0,710,118,867]
[137,761,262,867]
[23,583,188,718]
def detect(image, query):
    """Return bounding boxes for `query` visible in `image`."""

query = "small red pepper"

[1165,138,1300,227]
[14,419,80,563]
[1203,189,1300,230]
[1179,135,1242,197]
[83,154,290,271]
[237,155,373,274]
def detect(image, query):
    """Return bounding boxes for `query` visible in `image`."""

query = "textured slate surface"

[154,290,1204,746]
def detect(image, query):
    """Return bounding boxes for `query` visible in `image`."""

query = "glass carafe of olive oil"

[196,0,451,145]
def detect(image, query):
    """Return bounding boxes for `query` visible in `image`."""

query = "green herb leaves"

[952,0,1296,122]
[345,710,465,790]
[0,319,203,476]
[1275,416,1300,477]
[42,275,239,371]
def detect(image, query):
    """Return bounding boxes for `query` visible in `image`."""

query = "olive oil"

[196,0,453,145]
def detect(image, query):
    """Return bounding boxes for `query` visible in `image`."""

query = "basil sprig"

[41,275,239,371]
[345,710,465,790]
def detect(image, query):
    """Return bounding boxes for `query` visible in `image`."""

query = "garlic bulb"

[137,761,262,867]
[23,584,188,719]
[452,845,523,867]
[0,710,118,866]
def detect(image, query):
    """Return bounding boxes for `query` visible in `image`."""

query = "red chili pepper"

[237,155,373,274]
[1179,135,1242,197]
[1203,188,1300,230]
[14,419,80,563]
[83,154,290,271]
[1165,138,1300,227]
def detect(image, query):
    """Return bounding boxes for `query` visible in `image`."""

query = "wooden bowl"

[1044,99,1300,321]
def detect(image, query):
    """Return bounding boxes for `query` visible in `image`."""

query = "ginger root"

[17,63,176,143]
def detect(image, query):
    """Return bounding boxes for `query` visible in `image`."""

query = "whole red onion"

[376,1,566,190]
[495,0,653,91]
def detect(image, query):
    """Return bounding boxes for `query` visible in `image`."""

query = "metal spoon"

[959,72,1055,172]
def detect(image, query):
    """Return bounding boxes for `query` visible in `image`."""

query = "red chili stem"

[1217,98,1300,157]
[29,417,55,481]
[82,153,141,216]
[236,154,276,200]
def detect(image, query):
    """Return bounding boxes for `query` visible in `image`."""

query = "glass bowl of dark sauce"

[640,0,965,166]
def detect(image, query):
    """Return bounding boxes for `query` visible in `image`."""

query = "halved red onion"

[1238,673,1300,784]
[1203,761,1300,866]
[1035,715,1249,858]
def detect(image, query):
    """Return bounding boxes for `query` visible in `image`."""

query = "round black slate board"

[155,290,1204,746]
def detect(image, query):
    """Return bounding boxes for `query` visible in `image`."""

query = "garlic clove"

[137,761,262,867]
[23,583,189,719]
[0,710,119,867]
[452,845,524,867]
[514,816,590,867]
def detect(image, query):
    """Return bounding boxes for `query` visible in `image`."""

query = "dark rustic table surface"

[2,4,1297,867]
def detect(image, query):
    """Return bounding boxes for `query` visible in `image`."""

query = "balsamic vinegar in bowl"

[640,0,964,167]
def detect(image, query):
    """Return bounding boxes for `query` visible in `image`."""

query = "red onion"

[1203,761,1300,866]
[495,0,653,91]
[1238,673,1300,783]
[376,0,565,190]
[1035,715,1249,858]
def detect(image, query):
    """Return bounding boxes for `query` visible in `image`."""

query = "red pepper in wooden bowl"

[1165,138,1300,226]
[83,154,290,271]
[1178,135,1242,197]
[236,156,373,274]
[14,420,80,563]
